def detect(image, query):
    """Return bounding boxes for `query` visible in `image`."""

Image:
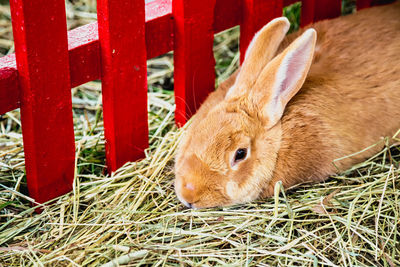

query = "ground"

[0,0,399,266]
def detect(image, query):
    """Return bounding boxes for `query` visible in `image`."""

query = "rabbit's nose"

[181,182,198,205]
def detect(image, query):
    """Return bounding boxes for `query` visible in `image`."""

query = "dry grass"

[1,1,399,266]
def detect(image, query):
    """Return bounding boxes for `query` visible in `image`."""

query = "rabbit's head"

[175,17,317,208]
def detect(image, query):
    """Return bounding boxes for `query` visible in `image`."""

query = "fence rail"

[0,0,378,204]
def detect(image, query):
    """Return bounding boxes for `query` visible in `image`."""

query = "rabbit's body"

[174,2,400,208]
[266,2,400,195]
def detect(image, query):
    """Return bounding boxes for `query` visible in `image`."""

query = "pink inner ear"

[279,50,309,98]
[282,60,300,93]
[275,30,314,99]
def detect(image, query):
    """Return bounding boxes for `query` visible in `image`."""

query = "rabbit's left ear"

[226,17,290,99]
[251,29,317,127]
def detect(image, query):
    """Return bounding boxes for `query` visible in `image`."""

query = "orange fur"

[174,2,400,208]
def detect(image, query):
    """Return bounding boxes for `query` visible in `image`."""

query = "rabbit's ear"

[226,17,290,99]
[252,29,317,127]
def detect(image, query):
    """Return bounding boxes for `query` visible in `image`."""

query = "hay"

[1,1,399,266]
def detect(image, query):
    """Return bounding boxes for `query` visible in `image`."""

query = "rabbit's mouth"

[176,193,196,209]
[174,174,236,209]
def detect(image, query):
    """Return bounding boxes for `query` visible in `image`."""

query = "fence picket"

[301,0,316,26]
[301,0,342,26]
[357,0,373,9]
[173,0,217,125]
[9,0,75,203]
[97,0,149,171]
[240,0,283,63]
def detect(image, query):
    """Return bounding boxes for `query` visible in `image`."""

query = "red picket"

[97,0,149,172]
[357,0,372,9]
[283,0,299,5]
[214,0,243,32]
[240,0,283,63]
[356,0,395,10]
[301,0,342,26]
[173,0,217,125]
[301,0,316,26]
[9,0,75,203]
[314,0,342,21]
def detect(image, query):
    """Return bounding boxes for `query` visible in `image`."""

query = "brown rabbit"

[174,2,400,209]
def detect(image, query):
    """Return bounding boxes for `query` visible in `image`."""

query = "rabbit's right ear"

[226,17,290,99]
[251,29,317,128]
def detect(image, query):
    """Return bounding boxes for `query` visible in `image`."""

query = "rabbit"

[174,2,400,209]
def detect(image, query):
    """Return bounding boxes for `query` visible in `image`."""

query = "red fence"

[0,0,379,204]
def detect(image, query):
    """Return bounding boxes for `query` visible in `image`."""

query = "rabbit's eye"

[234,148,247,162]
